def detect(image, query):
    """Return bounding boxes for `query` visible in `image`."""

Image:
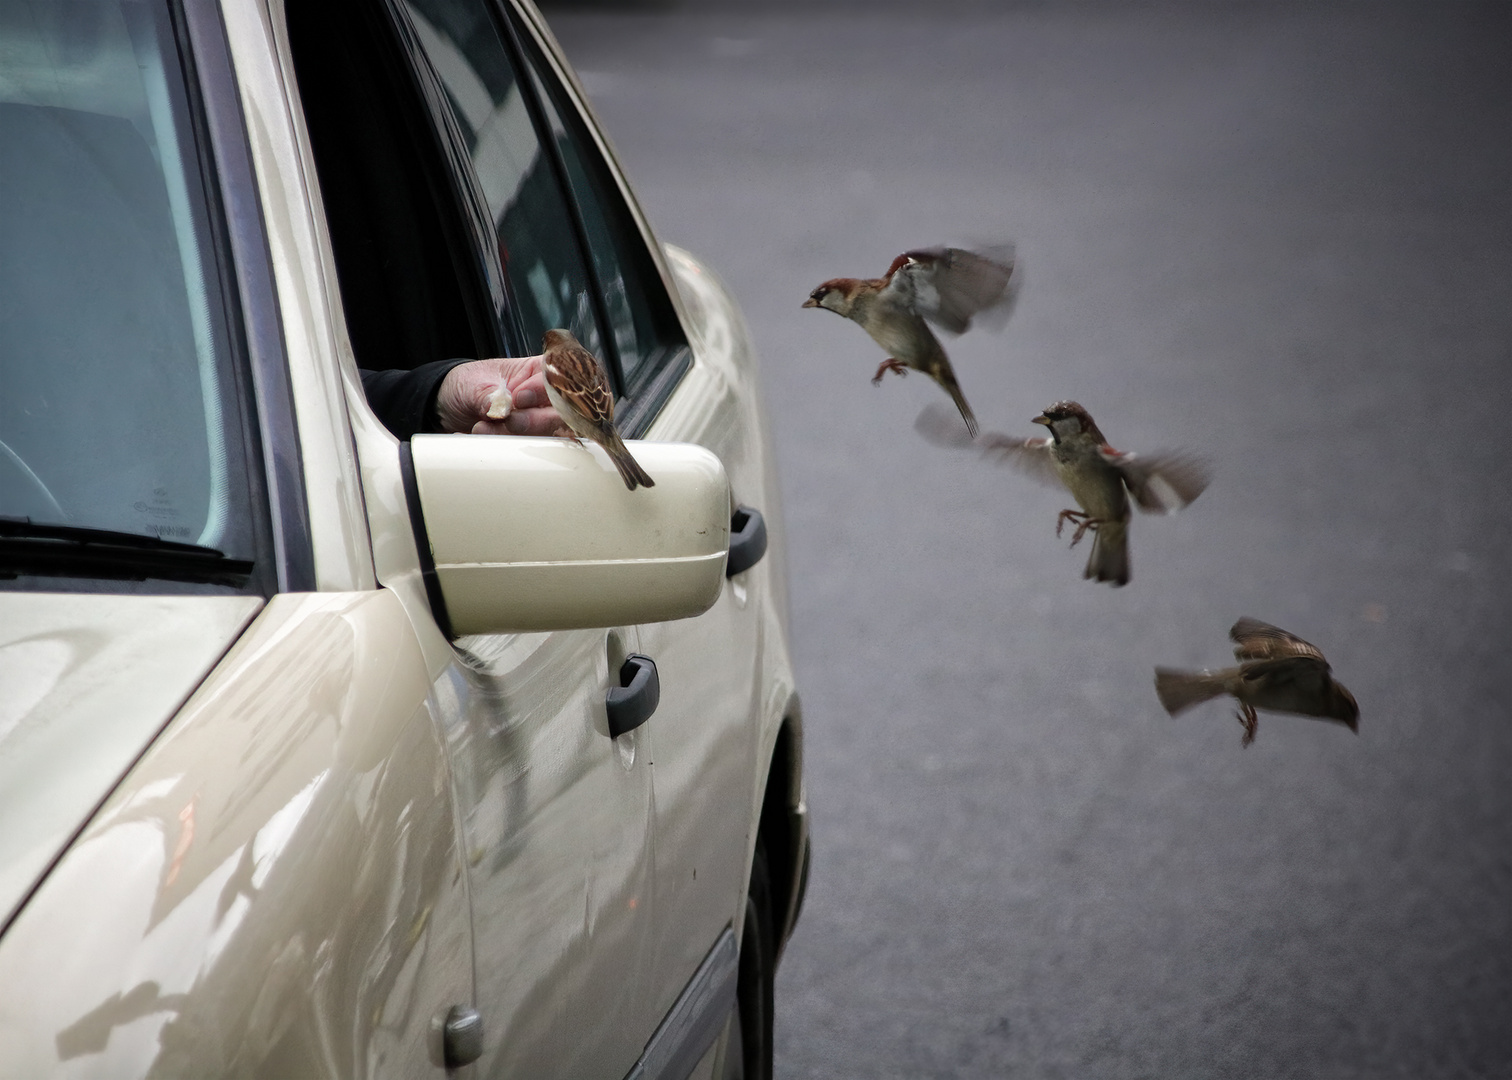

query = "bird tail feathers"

[1085,521,1129,586]
[1154,668,1229,717]
[928,366,978,439]
[602,427,655,490]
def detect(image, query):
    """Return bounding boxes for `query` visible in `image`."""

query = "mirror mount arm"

[399,441,455,639]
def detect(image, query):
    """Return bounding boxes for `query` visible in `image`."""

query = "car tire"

[724,839,775,1080]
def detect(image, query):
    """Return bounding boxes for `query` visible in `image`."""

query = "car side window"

[402,0,607,367]
[287,0,499,375]
[515,35,688,396]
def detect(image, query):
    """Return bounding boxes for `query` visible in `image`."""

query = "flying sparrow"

[915,400,1210,586]
[803,245,1018,437]
[1155,617,1360,747]
[541,328,654,491]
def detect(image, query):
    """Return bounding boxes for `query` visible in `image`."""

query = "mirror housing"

[402,435,730,636]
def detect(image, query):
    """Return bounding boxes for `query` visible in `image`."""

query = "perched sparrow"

[803,245,1017,437]
[541,328,654,491]
[1155,617,1360,747]
[915,400,1210,586]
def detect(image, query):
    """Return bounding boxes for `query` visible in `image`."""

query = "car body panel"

[638,247,800,1039]
[0,0,806,1073]
[0,590,471,1078]
[229,3,725,1067]
[218,0,376,593]
[432,624,656,1078]
[0,594,262,934]
[238,1,736,1067]
[258,0,804,1063]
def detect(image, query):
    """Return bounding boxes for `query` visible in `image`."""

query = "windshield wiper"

[0,517,254,587]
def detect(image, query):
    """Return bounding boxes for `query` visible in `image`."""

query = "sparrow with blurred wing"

[541,328,654,491]
[915,400,1210,586]
[803,245,1018,437]
[1155,617,1360,746]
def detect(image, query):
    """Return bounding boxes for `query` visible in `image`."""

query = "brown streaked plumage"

[541,328,654,491]
[802,245,1018,438]
[914,400,1210,587]
[1154,617,1360,747]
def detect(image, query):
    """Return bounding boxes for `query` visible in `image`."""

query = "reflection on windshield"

[0,0,252,562]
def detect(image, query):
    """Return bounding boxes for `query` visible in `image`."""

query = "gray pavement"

[543,2,1512,1076]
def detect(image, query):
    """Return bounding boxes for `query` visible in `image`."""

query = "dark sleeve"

[359,358,471,440]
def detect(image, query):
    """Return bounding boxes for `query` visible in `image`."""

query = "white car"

[0,0,807,1076]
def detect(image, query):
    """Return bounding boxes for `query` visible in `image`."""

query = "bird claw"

[871,359,909,385]
[1055,510,1106,547]
[1237,705,1258,748]
[1055,509,1089,541]
[1069,519,1100,548]
[554,426,584,446]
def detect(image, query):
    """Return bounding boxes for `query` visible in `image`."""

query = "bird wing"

[1107,449,1212,514]
[1237,655,1334,695]
[1230,617,1327,663]
[1238,654,1358,724]
[545,340,616,425]
[978,432,1062,488]
[914,404,1061,487]
[887,245,1017,334]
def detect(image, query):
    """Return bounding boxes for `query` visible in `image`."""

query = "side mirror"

[403,435,730,636]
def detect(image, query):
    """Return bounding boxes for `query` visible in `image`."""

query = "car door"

[505,8,769,1033]
[284,1,657,1075]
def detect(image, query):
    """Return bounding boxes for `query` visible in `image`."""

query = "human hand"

[434,356,560,436]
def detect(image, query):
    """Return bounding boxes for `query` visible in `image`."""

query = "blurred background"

[537,1,1511,1076]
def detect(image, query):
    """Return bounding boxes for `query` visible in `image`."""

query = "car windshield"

[0,0,264,590]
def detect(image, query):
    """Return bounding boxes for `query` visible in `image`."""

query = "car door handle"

[726,505,767,577]
[606,654,660,738]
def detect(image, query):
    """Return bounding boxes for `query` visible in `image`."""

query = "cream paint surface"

[635,245,797,1046]
[0,590,471,1078]
[0,594,262,932]
[436,621,657,1077]
[223,0,376,592]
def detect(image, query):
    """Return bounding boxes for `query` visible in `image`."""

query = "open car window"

[0,0,270,594]
[392,0,691,425]
[289,0,691,441]
[402,0,609,368]
[514,31,688,398]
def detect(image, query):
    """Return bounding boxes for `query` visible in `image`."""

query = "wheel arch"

[756,698,808,963]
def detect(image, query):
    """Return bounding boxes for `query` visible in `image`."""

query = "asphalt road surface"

[542,3,1512,1076]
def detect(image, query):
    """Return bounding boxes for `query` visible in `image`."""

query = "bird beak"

[1031,414,1050,427]
[801,297,819,308]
